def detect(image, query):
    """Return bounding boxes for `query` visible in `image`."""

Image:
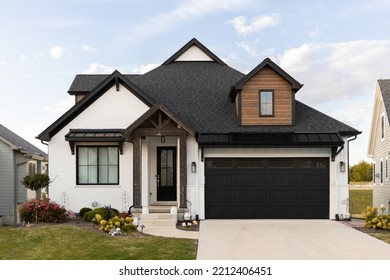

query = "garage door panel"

[205,158,329,219]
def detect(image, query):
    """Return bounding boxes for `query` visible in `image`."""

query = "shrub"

[83,207,118,222]
[362,205,390,230]
[21,198,68,223]
[79,207,92,218]
[96,214,136,233]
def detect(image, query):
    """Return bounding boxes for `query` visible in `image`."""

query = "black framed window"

[77,146,119,185]
[260,90,274,116]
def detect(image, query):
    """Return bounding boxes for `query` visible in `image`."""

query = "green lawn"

[0,224,197,260]
[349,189,373,215]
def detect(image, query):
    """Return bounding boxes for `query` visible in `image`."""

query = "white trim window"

[381,114,385,140]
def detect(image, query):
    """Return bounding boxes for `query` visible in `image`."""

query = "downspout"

[347,135,358,184]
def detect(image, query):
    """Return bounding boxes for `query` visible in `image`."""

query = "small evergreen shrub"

[79,207,92,218]
[21,198,68,223]
[83,207,118,222]
[362,205,390,230]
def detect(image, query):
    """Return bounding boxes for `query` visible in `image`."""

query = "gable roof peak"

[229,57,303,102]
[163,38,226,65]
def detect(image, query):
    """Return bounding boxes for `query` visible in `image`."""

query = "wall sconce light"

[339,161,346,172]
[161,136,165,143]
[191,162,197,173]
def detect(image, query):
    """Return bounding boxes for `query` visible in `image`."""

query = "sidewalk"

[141,225,199,239]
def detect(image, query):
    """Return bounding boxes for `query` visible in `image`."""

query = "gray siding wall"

[0,140,14,216]
[373,99,390,208]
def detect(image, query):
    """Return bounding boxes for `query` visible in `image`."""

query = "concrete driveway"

[197,220,390,260]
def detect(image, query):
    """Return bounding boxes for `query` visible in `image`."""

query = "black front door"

[156,147,177,201]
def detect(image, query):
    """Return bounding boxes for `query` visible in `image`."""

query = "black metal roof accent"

[229,57,303,102]
[162,38,226,66]
[65,129,124,142]
[37,70,155,141]
[197,132,344,147]
[65,129,125,155]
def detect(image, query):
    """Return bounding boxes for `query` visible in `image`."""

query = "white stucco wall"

[48,84,149,213]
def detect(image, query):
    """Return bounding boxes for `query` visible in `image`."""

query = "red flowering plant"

[21,198,68,223]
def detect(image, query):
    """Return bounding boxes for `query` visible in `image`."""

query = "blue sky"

[1,0,390,165]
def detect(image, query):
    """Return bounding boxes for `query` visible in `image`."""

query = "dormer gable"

[229,58,303,126]
[163,38,226,65]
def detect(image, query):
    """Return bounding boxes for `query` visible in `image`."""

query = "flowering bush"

[95,214,136,233]
[362,205,390,230]
[21,198,68,223]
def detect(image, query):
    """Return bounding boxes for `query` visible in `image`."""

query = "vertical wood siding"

[240,66,292,125]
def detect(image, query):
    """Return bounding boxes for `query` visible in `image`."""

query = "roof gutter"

[347,135,358,184]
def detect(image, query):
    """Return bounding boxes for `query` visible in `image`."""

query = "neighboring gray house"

[0,124,47,225]
[368,79,390,209]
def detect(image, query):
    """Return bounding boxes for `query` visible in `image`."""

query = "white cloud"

[50,47,64,59]
[44,97,74,114]
[127,0,253,41]
[0,60,6,65]
[277,40,390,163]
[237,41,259,56]
[278,40,390,104]
[132,63,159,74]
[230,14,281,36]
[81,45,97,52]
[20,54,27,63]
[83,62,116,74]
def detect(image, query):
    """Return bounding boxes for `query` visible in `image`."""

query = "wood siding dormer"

[240,66,293,125]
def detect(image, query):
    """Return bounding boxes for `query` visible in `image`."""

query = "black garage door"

[205,158,329,219]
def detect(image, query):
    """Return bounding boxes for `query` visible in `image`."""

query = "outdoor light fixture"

[161,136,165,143]
[339,161,346,172]
[191,162,197,173]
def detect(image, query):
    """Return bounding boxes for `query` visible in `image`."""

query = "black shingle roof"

[0,124,47,158]
[38,39,360,141]
[58,61,359,137]
[378,79,390,121]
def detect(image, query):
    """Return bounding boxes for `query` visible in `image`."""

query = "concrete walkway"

[197,220,390,260]
[142,225,199,239]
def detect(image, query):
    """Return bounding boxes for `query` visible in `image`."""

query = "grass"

[0,224,197,260]
[370,232,390,244]
[349,189,373,215]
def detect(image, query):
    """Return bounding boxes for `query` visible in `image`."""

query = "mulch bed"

[176,221,199,232]
[353,226,389,234]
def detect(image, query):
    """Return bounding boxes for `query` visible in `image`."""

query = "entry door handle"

[155,174,160,187]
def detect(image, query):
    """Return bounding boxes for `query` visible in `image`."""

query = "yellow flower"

[95,214,102,222]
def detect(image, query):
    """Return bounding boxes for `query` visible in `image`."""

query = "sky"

[1,0,390,165]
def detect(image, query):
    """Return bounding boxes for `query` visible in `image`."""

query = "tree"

[22,173,50,191]
[349,160,372,182]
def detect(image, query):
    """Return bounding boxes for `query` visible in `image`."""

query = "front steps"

[139,206,177,227]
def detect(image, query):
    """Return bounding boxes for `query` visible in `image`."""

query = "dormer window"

[260,90,274,117]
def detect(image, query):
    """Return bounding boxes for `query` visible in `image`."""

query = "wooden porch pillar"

[133,137,142,208]
[179,134,187,208]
